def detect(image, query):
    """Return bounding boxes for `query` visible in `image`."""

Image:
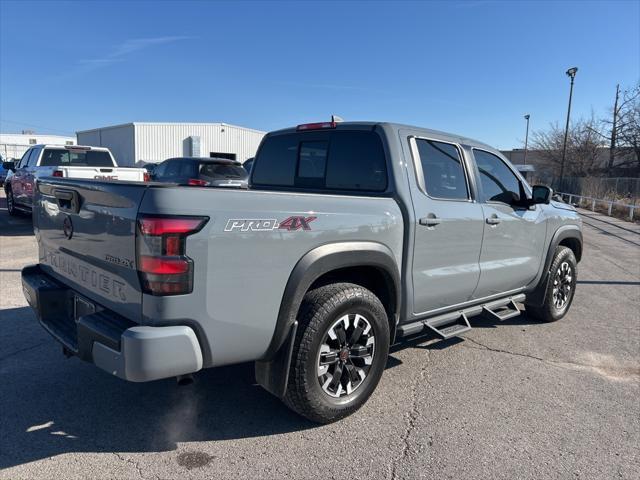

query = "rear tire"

[283,283,390,423]
[527,246,577,322]
[6,187,18,216]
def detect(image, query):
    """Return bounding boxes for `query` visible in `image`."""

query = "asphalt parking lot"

[1,192,638,480]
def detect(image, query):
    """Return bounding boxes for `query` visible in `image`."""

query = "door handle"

[486,214,501,225]
[419,214,441,227]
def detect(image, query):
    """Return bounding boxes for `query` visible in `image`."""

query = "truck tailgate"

[60,166,145,181]
[34,178,147,322]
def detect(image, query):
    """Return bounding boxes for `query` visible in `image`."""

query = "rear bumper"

[21,264,203,382]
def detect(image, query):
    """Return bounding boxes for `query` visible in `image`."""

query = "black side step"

[483,300,521,322]
[425,312,471,339]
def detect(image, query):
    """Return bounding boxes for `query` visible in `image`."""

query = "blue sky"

[0,0,638,149]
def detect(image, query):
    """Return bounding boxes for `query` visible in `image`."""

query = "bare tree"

[530,116,604,177]
[599,84,640,173]
[615,84,640,170]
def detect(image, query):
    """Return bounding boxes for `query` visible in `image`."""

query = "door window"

[163,160,181,177]
[26,148,39,166]
[473,150,522,204]
[17,150,31,168]
[414,139,468,200]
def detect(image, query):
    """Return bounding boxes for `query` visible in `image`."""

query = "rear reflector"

[187,178,209,186]
[52,170,63,177]
[297,121,336,131]
[139,256,190,274]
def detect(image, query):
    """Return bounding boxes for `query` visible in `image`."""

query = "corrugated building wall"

[77,123,265,166]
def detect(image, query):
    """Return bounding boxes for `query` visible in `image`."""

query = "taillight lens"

[52,170,63,177]
[296,121,337,131]
[187,178,209,186]
[136,215,208,296]
[143,172,150,182]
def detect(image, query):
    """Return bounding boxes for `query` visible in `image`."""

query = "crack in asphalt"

[0,341,48,362]
[112,453,154,480]
[461,337,638,380]
[389,350,431,480]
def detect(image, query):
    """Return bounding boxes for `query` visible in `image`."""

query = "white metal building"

[76,122,266,166]
[0,133,76,160]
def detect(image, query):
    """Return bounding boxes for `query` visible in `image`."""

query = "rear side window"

[252,130,387,192]
[200,163,248,180]
[415,139,468,200]
[39,149,113,167]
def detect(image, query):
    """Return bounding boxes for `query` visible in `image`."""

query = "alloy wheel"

[316,313,375,398]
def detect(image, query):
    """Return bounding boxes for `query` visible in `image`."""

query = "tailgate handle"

[54,189,80,213]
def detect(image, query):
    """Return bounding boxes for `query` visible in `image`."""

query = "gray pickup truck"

[22,121,582,423]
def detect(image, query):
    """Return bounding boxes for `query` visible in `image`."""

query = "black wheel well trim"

[261,241,401,361]
[525,225,582,306]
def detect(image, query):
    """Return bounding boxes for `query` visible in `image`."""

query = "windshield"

[200,163,248,180]
[40,149,114,167]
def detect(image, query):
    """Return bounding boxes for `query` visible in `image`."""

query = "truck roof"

[268,121,496,152]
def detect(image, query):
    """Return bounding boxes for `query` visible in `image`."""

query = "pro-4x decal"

[225,216,317,232]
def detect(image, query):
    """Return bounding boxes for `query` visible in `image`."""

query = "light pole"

[523,114,530,165]
[559,67,578,187]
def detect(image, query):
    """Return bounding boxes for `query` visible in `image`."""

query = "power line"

[0,119,75,136]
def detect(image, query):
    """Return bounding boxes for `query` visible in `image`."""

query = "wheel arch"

[526,225,582,307]
[265,242,401,360]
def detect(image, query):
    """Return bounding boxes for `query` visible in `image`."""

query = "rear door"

[471,149,547,297]
[23,146,42,206]
[12,149,33,206]
[407,135,484,314]
[34,179,148,322]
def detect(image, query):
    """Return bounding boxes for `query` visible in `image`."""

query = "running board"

[425,312,471,339]
[483,300,521,322]
[397,294,526,339]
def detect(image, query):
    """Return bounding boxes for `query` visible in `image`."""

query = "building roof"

[76,122,266,135]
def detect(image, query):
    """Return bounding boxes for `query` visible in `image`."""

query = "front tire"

[284,283,390,423]
[527,246,577,322]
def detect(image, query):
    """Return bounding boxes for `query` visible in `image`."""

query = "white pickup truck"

[3,144,148,215]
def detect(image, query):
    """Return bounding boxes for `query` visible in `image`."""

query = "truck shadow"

[0,197,34,237]
[0,306,403,469]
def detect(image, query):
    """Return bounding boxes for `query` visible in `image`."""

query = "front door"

[471,149,547,297]
[408,136,484,314]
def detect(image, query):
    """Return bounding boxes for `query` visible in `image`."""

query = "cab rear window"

[252,130,388,192]
[40,149,113,167]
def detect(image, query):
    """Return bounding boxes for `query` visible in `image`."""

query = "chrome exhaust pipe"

[176,374,194,386]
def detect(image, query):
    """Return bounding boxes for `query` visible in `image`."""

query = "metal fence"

[558,192,638,221]
[547,177,640,200]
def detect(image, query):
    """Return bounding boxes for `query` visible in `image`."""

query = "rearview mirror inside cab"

[2,161,15,172]
[532,185,552,204]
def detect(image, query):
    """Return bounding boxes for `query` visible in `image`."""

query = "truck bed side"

[139,186,403,367]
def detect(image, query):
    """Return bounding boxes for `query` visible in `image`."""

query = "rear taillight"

[136,215,208,296]
[187,178,209,186]
[52,170,63,177]
[143,172,150,182]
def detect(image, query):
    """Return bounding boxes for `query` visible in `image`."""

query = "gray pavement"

[1,195,638,480]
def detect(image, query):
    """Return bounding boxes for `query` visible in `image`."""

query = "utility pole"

[560,67,578,188]
[608,84,620,175]
[523,114,530,165]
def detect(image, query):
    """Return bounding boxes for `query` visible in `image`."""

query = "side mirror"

[532,185,552,204]
[3,161,15,172]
